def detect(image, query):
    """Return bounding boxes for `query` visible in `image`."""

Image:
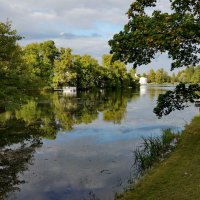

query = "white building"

[139,77,147,85]
[63,87,77,95]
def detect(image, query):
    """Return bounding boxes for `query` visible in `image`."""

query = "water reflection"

[139,85,147,96]
[0,89,137,199]
[0,87,198,200]
[0,117,42,199]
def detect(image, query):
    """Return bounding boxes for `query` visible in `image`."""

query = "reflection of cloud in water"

[8,121,182,199]
[9,135,139,200]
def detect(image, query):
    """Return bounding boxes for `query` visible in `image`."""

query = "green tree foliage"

[129,68,139,87]
[191,66,200,83]
[23,40,58,87]
[52,52,137,90]
[129,68,136,80]
[51,51,138,89]
[155,69,163,84]
[0,21,21,69]
[176,66,200,84]
[148,69,156,83]
[145,66,200,84]
[0,21,22,93]
[146,68,171,84]
[154,68,171,84]
[102,54,131,88]
[171,72,177,84]
[74,54,100,89]
[0,21,35,110]
[109,0,200,70]
[52,48,76,88]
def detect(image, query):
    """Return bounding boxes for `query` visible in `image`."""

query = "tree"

[0,21,22,67]
[109,0,200,70]
[163,71,170,83]
[129,68,139,87]
[109,0,200,117]
[102,54,130,88]
[148,69,156,83]
[52,48,76,88]
[171,72,177,84]
[0,21,35,110]
[155,69,163,84]
[191,66,200,83]
[74,54,100,89]
[153,68,170,84]
[23,40,58,87]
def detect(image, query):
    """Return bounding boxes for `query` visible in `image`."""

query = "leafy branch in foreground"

[109,0,200,70]
[154,83,200,118]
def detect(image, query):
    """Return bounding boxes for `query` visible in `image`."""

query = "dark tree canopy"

[109,0,200,70]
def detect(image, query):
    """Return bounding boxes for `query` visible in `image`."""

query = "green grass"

[116,115,200,200]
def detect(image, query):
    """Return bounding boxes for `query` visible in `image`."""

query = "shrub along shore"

[116,115,200,200]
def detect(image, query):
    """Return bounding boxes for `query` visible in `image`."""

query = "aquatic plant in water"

[134,129,179,172]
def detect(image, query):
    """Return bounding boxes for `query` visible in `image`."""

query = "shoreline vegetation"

[134,129,179,173]
[115,115,200,200]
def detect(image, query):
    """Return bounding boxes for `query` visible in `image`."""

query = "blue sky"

[0,0,178,74]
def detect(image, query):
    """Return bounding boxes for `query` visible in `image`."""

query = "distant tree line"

[175,66,200,84]
[142,66,200,84]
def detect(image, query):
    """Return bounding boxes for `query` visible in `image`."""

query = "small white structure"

[139,77,147,85]
[63,87,77,95]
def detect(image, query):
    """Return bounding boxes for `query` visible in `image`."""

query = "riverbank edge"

[116,115,200,200]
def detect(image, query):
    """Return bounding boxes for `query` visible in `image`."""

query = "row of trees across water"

[142,66,200,84]
[23,42,138,90]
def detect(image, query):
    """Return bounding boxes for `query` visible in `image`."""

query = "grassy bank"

[117,115,200,200]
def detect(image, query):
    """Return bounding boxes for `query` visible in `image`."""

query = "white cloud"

[31,11,57,20]
[0,0,133,31]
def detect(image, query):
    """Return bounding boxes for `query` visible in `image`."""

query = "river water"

[0,86,198,200]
